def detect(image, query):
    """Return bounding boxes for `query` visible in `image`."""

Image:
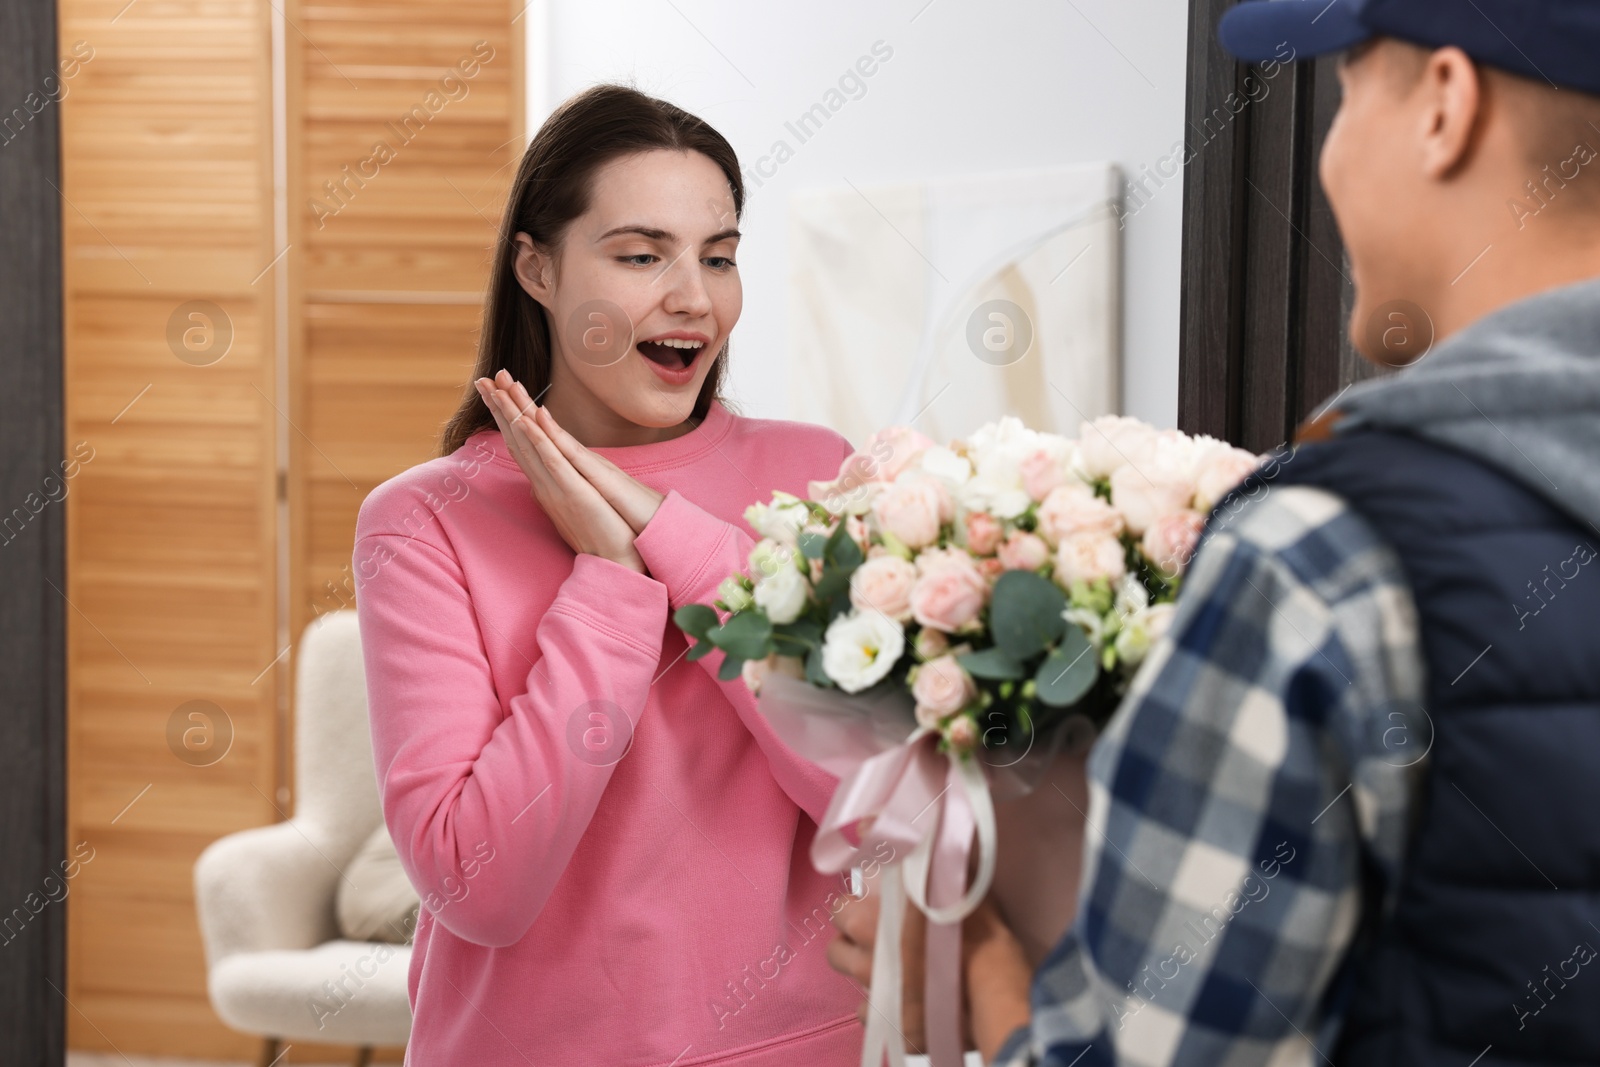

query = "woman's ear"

[512,232,556,305]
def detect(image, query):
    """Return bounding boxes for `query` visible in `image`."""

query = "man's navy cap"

[1217,0,1600,97]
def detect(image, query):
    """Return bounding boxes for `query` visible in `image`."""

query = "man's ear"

[1418,46,1484,180]
[512,232,555,305]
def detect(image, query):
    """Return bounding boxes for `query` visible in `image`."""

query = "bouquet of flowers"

[673,414,1260,1067]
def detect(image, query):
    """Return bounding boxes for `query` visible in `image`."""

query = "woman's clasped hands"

[475,370,666,574]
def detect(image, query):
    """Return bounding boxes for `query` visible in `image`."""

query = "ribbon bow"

[812,725,998,1067]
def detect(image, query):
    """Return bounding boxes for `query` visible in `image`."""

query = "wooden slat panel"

[60,0,281,1055]
[62,0,519,1054]
[287,0,521,653]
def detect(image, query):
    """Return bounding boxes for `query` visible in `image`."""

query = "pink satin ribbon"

[813,727,993,1067]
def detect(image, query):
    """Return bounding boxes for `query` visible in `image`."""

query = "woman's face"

[514,148,742,431]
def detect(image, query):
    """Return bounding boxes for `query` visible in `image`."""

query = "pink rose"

[909,551,989,633]
[1036,483,1124,547]
[997,530,1051,571]
[872,477,948,549]
[1109,465,1195,536]
[976,557,1006,583]
[914,626,950,660]
[912,654,977,726]
[846,514,871,554]
[1052,532,1127,587]
[945,715,977,754]
[1192,446,1262,512]
[866,425,938,481]
[1019,447,1074,501]
[1142,510,1207,578]
[964,511,1004,555]
[849,555,918,622]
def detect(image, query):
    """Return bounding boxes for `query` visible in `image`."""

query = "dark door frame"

[0,0,68,1062]
[1177,0,1378,452]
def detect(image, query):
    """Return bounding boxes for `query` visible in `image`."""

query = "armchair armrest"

[193,819,344,969]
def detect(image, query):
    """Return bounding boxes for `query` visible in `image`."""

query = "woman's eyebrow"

[595,224,741,244]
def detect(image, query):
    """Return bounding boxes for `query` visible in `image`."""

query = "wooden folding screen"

[59,0,521,1055]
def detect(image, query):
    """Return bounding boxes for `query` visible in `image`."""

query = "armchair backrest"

[292,609,383,860]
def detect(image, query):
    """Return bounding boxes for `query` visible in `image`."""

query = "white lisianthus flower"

[1113,572,1150,618]
[820,609,906,693]
[744,491,810,547]
[1113,602,1177,668]
[747,538,796,585]
[1064,605,1110,649]
[752,562,809,624]
[717,575,755,612]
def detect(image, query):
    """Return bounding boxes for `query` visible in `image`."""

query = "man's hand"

[962,895,1034,1064]
[828,883,931,1051]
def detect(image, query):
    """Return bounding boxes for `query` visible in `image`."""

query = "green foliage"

[706,610,773,661]
[957,646,1027,680]
[989,570,1067,660]
[1034,627,1099,707]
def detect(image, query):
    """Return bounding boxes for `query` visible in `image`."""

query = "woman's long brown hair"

[437,84,743,458]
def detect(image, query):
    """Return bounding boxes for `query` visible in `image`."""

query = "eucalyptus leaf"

[990,570,1067,661]
[805,643,834,687]
[774,619,823,648]
[1034,627,1098,707]
[798,530,829,560]
[708,610,773,661]
[957,646,1027,680]
[674,603,719,639]
[718,653,746,682]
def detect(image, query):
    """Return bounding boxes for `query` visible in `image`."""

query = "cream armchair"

[194,609,411,1066]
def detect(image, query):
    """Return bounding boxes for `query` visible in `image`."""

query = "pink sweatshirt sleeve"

[632,487,842,827]
[355,533,667,948]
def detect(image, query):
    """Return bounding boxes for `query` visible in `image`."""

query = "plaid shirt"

[991,483,1428,1067]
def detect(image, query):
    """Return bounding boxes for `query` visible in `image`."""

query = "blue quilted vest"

[1238,427,1600,1064]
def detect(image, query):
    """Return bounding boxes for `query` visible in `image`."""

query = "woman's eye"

[703,256,736,270]
[620,253,657,266]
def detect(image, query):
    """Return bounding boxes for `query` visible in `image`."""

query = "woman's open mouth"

[636,336,707,384]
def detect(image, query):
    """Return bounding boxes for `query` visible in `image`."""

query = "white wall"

[531,0,1191,431]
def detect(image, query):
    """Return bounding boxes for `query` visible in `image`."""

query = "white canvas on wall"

[788,162,1123,449]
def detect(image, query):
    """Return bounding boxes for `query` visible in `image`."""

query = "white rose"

[915,445,975,494]
[1052,532,1127,587]
[820,609,907,693]
[956,418,1063,520]
[1076,415,1158,480]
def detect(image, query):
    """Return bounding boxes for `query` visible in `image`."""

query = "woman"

[353,84,864,1065]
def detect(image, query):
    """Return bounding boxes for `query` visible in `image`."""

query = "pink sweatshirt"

[352,398,867,1067]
